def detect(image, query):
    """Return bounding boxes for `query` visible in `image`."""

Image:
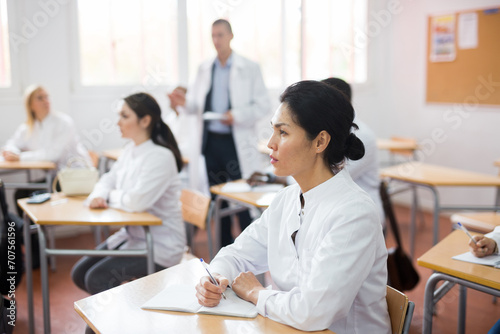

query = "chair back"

[180,189,214,260]
[180,189,211,230]
[386,285,414,334]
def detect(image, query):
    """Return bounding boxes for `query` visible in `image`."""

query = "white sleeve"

[208,208,270,281]
[3,124,27,154]
[19,118,75,162]
[486,226,500,253]
[107,151,178,212]
[256,208,381,331]
[231,63,270,125]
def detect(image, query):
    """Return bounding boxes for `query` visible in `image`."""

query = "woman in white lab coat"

[2,84,91,168]
[196,81,391,333]
[71,93,186,295]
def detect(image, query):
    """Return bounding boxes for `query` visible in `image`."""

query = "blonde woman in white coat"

[71,93,186,295]
[195,81,391,334]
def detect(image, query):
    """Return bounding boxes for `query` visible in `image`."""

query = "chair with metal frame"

[386,285,415,334]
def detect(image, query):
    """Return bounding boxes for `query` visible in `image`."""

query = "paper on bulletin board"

[458,12,478,49]
[430,14,456,62]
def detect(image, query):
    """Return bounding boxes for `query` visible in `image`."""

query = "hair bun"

[344,133,365,161]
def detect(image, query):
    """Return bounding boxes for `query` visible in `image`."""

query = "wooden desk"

[0,160,56,190]
[75,258,333,334]
[376,138,419,151]
[18,195,162,334]
[380,162,500,255]
[417,230,500,334]
[210,180,279,252]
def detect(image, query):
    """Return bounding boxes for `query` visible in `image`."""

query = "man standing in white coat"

[168,19,270,246]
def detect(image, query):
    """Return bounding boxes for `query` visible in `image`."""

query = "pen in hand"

[457,222,477,245]
[200,258,226,300]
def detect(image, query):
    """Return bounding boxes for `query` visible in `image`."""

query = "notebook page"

[141,284,201,313]
[198,289,258,318]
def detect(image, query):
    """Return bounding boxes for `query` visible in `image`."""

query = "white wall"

[1,0,500,217]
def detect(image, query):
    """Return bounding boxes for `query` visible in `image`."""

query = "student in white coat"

[168,19,270,246]
[195,81,391,333]
[71,93,186,295]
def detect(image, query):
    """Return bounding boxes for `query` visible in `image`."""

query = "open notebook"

[452,251,500,268]
[141,284,258,318]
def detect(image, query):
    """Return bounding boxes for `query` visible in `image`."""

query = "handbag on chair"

[53,158,99,196]
[380,181,420,291]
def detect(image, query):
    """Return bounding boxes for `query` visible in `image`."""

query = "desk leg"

[213,196,223,253]
[38,226,51,334]
[458,286,467,334]
[23,214,34,334]
[423,273,441,334]
[144,226,154,275]
[410,185,417,259]
[428,186,440,245]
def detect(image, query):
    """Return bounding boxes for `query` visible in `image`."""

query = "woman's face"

[267,104,318,178]
[30,88,50,120]
[117,102,148,141]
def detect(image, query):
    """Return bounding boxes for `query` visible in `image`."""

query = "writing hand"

[469,234,496,258]
[89,197,108,209]
[195,274,229,307]
[231,271,264,305]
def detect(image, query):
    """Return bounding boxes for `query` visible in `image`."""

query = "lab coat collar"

[301,168,350,211]
[130,139,154,158]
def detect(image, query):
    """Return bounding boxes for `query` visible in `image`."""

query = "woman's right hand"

[469,234,497,258]
[195,274,229,307]
[89,197,108,209]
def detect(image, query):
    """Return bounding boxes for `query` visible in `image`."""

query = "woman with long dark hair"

[72,92,186,295]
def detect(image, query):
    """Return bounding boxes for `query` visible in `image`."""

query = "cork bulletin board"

[426,8,500,105]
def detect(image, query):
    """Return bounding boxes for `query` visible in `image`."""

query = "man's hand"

[231,271,264,305]
[195,274,230,307]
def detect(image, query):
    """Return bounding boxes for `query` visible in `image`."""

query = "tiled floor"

[10,205,500,334]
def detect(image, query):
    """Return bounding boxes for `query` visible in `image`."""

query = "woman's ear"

[315,130,331,153]
[140,115,152,129]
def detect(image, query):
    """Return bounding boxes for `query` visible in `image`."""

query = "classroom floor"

[10,205,500,334]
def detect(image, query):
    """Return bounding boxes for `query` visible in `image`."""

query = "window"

[77,0,178,86]
[0,0,11,87]
[75,0,367,88]
[186,0,367,88]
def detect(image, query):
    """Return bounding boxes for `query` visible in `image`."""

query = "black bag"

[380,181,420,291]
[0,180,25,295]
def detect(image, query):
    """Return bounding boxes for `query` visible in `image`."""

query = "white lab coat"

[3,112,91,170]
[486,226,500,252]
[210,169,391,333]
[179,52,270,191]
[87,140,186,268]
[345,119,384,224]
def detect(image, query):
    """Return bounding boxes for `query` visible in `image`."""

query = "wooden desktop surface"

[210,180,275,208]
[380,162,500,187]
[17,194,161,226]
[417,230,500,290]
[102,148,189,165]
[75,258,333,334]
[376,138,419,151]
[0,160,56,170]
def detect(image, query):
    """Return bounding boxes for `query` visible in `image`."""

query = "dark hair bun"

[344,133,365,161]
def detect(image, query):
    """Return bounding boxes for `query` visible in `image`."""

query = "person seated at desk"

[71,93,186,295]
[248,77,383,225]
[2,84,91,168]
[468,226,500,334]
[196,81,391,333]
[2,85,91,206]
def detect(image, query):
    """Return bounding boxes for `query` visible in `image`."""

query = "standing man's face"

[211,24,233,55]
